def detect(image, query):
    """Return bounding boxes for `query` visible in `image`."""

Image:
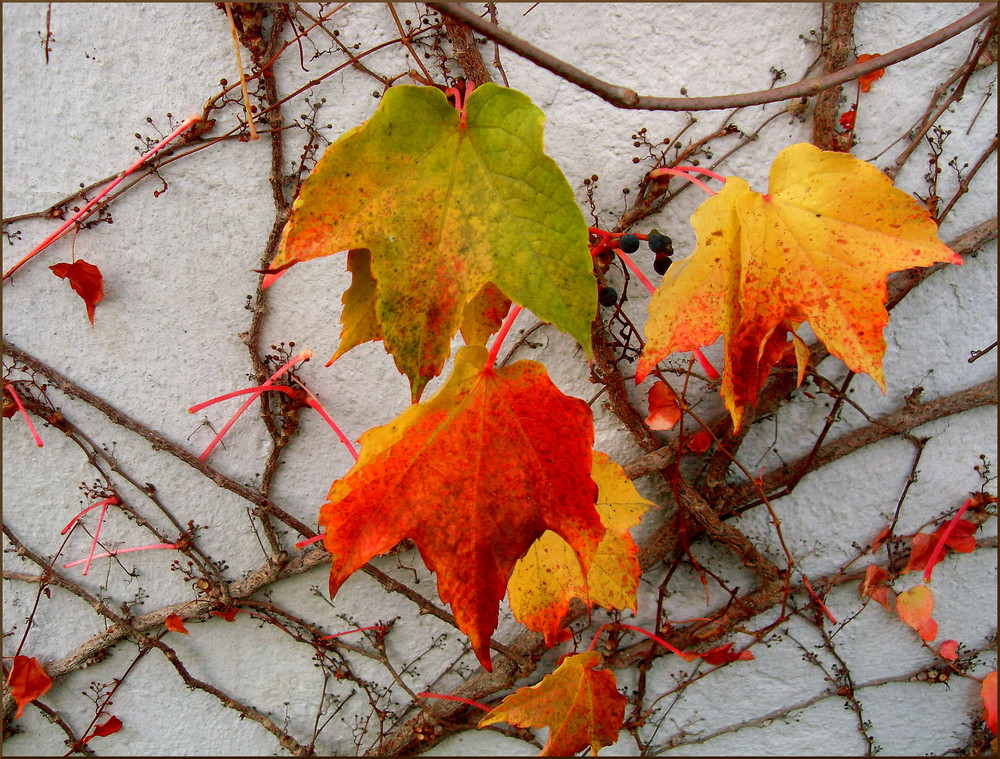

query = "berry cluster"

[618,230,674,274]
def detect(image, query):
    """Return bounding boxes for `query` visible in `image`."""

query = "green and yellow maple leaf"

[508,451,652,646]
[320,345,604,670]
[272,84,594,400]
[479,650,626,756]
[637,143,962,429]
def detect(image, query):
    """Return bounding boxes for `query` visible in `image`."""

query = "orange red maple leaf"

[320,345,604,670]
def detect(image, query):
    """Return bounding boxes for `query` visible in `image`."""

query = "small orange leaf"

[479,651,625,755]
[896,584,937,641]
[211,608,239,622]
[645,381,682,431]
[164,613,190,634]
[50,260,104,325]
[938,640,959,661]
[7,655,53,718]
[982,671,997,735]
[870,525,892,554]
[857,53,885,92]
[860,565,893,610]
[839,108,857,130]
[83,715,123,743]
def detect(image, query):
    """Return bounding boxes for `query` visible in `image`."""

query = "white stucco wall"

[3,3,996,756]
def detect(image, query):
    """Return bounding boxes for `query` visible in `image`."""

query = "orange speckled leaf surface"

[479,650,626,756]
[272,84,593,400]
[638,143,962,429]
[320,345,604,670]
[507,451,652,646]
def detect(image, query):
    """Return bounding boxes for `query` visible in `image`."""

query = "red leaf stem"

[3,114,202,280]
[923,497,975,583]
[3,383,43,447]
[197,349,312,460]
[417,691,491,712]
[486,303,524,369]
[63,543,178,569]
[802,574,838,624]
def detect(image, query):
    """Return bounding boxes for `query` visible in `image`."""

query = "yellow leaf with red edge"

[479,650,625,756]
[7,655,53,718]
[321,345,604,671]
[896,584,938,642]
[982,671,997,735]
[637,143,962,429]
[270,84,594,401]
[507,451,652,646]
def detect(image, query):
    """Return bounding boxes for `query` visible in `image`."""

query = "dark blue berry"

[618,234,640,253]
[653,257,672,276]
[648,232,672,254]
[599,286,618,307]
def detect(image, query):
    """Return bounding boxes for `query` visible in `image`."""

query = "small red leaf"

[870,525,892,554]
[982,671,997,735]
[83,715,123,743]
[857,53,885,92]
[211,608,239,622]
[860,565,893,610]
[50,260,104,325]
[941,519,977,553]
[687,430,712,453]
[645,381,682,431]
[7,655,53,718]
[839,108,857,131]
[164,613,190,634]
[698,642,755,665]
[938,640,959,661]
[905,533,936,573]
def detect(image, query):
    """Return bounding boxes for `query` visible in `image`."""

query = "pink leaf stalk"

[318,625,388,641]
[416,692,491,712]
[3,383,43,447]
[3,113,203,281]
[188,384,298,414]
[802,575,838,624]
[63,543,178,569]
[486,304,523,369]
[60,496,118,535]
[81,499,112,576]
[924,497,975,583]
[294,534,325,549]
[294,379,360,461]
[196,349,312,460]
[648,165,727,197]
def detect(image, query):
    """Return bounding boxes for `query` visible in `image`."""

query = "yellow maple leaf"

[479,650,626,756]
[637,143,962,429]
[507,451,652,646]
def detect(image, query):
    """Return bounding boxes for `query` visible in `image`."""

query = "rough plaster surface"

[2,3,996,756]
